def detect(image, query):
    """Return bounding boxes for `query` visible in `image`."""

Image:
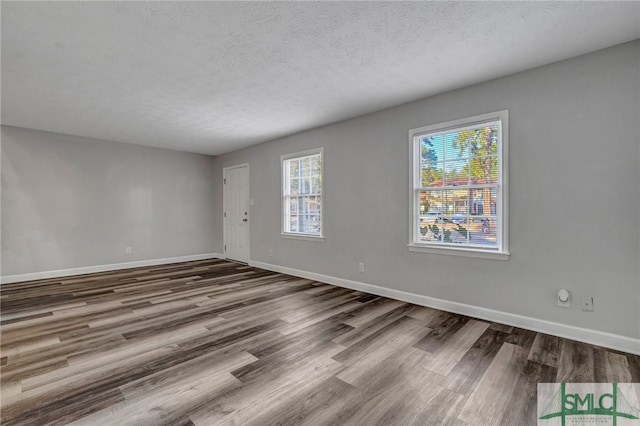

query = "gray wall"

[213,40,640,339]
[1,126,217,276]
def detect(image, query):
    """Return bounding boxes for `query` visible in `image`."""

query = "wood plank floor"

[1,258,638,425]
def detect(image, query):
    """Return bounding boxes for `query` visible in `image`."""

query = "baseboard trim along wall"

[0,253,223,284]
[249,260,640,356]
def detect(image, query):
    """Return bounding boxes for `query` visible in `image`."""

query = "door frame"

[223,163,250,263]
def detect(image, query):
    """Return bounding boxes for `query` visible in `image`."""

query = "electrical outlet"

[581,296,594,311]
[125,246,132,254]
[358,262,365,273]
[269,248,274,257]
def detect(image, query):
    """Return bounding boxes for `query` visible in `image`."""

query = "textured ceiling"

[2,2,639,155]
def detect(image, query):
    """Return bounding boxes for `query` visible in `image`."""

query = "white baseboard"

[1,253,223,284]
[249,260,640,355]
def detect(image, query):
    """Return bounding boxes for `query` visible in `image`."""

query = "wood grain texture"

[458,343,528,425]
[1,258,638,425]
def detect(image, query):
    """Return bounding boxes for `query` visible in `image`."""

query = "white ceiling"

[2,2,639,155]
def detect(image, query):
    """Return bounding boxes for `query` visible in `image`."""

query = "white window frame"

[281,148,324,241]
[408,110,509,260]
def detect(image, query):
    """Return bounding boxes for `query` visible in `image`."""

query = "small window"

[409,111,509,259]
[282,148,323,238]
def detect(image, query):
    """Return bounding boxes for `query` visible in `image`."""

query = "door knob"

[242,218,248,222]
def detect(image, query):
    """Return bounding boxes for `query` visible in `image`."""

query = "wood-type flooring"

[1,258,639,425]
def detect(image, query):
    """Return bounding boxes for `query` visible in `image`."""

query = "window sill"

[281,233,325,242]
[407,244,510,260]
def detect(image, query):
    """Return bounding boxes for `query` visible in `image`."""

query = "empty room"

[1,2,639,425]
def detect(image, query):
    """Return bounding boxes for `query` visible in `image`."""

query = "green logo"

[538,383,640,426]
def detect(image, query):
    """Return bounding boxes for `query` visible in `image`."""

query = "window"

[409,111,509,259]
[282,148,323,238]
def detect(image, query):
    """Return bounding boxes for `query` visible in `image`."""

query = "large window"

[282,148,323,238]
[409,111,509,259]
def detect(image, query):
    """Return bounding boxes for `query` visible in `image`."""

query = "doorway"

[223,164,250,263]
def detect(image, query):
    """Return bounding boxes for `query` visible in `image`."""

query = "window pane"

[302,195,320,215]
[441,190,469,243]
[310,155,322,175]
[444,131,469,161]
[302,157,311,175]
[289,177,299,194]
[442,219,468,244]
[421,135,443,167]
[290,197,299,214]
[311,195,321,215]
[469,156,498,184]
[311,176,322,193]
[421,162,443,187]
[299,177,309,195]
[452,188,469,214]
[289,160,300,178]
[469,125,499,158]
[289,216,299,232]
[300,177,320,195]
[470,187,497,215]
[298,193,321,234]
[305,217,321,235]
[431,221,445,242]
[444,159,469,186]
[469,216,497,247]
[442,190,454,216]
[299,214,308,233]
[418,190,442,215]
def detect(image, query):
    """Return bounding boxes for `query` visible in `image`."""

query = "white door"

[223,165,250,263]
